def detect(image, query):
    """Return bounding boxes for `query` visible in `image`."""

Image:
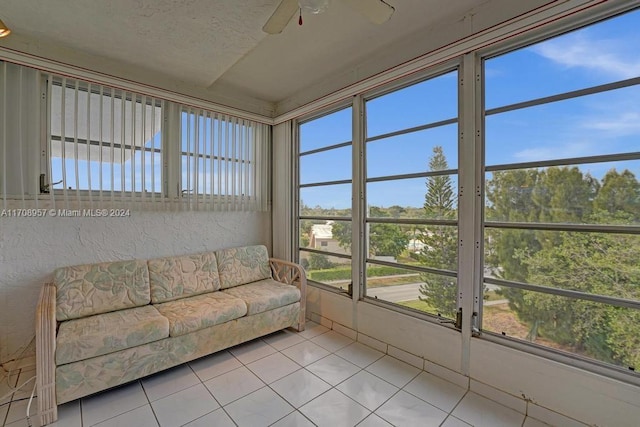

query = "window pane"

[300,250,351,292]
[299,219,352,256]
[369,224,458,270]
[486,86,640,167]
[485,229,640,302]
[366,263,457,319]
[486,9,640,109]
[486,161,640,225]
[50,82,162,193]
[300,145,352,184]
[367,124,457,178]
[367,175,458,219]
[51,140,161,192]
[300,107,352,152]
[300,184,351,214]
[482,286,640,371]
[368,223,412,261]
[366,71,458,138]
[180,111,259,198]
[483,8,640,374]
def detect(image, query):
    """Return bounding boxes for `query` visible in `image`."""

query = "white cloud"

[513,140,598,162]
[584,112,640,135]
[532,32,640,80]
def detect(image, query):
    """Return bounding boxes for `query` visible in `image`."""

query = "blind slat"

[1,63,270,214]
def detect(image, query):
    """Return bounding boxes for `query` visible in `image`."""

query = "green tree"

[417,146,458,317]
[369,223,409,258]
[486,166,640,369]
[388,205,407,218]
[331,221,352,251]
[532,166,597,224]
[523,226,640,367]
[593,169,640,221]
[423,147,455,220]
[486,167,595,324]
[308,252,334,270]
[485,169,541,282]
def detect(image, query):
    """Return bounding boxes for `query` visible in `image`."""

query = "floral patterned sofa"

[35,245,306,426]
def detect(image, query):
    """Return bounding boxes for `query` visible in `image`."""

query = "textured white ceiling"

[213,0,484,102]
[0,0,277,87]
[0,0,548,113]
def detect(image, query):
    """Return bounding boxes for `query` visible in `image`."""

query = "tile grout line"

[189,357,243,427]
[264,407,297,427]
[1,366,20,427]
[274,327,459,425]
[60,322,528,427]
[139,378,162,427]
[237,332,318,424]
[443,389,471,426]
[315,320,538,425]
[86,383,151,427]
[80,397,84,427]
[199,365,266,408]
[291,339,415,425]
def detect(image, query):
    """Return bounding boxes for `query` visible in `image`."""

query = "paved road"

[484,299,509,306]
[366,283,510,305]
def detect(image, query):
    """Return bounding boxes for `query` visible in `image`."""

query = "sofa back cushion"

[215,245,271,289]
[148,252,221,303]
[54,259,150,321]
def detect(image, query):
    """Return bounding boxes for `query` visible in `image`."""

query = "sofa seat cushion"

[56,305,169,366]
[148,252,221,303]
[155,292,247,337]
[54,259,151,321]
[222,279,301,315]
[215,245,271,289]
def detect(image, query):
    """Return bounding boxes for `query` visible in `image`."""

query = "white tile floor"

[0,321,569,427]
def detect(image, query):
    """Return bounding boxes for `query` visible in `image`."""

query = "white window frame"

[476,5,640,386]
[296,101,355,295]
[291,1,640,386]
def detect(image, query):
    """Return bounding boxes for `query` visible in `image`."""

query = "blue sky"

[299,8,640,210]
[51,112,253,195]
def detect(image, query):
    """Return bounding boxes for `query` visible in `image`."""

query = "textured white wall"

[0,211,270,362]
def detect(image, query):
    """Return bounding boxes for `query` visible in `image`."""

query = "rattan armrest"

[36,282,57,425]
[269,258,307,331]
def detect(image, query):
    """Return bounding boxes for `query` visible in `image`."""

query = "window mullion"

[352,94,365,301]
[459,54,479,376]
[165,101,180,204]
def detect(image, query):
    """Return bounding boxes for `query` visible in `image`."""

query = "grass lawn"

[397,299,443,317]
[366,274,420,288]
[482,290,503,301]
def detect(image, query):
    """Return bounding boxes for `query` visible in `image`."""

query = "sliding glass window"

[363,70,460,319]
[297,106,353,293]
[482,8,640,372]
[49,78,163,195]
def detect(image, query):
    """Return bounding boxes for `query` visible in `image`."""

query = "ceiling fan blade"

[342,0,395,24]
[263,0,299,34]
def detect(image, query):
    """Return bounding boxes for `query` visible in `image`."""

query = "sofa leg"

[37,383,58,426]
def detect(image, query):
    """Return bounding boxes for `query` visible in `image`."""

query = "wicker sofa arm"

[36,282,58,426]
[269,258,306,331]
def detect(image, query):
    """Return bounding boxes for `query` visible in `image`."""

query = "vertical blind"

[0,61,271,213]
[47,75,164,210]
[180,107,270,212]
